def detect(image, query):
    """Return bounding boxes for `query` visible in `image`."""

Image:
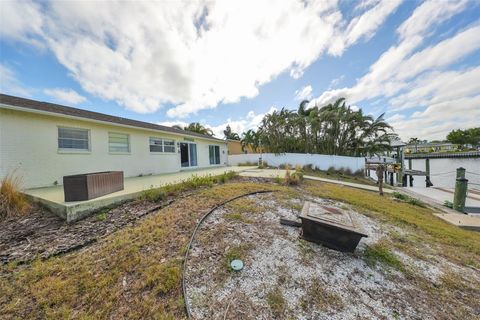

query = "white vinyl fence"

[228,153,365,173]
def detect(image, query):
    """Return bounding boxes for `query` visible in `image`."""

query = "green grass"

[2,179,479,318]
[224,244,252,270]
[140,171,238,202]
[392,192,426,207]
[266,287,286,317]
[300,279,343,312]
[0,181,272,319]
[305,181,480,267]
[96,209,110,221]
[224,213,253,224]
[297,239,315,262]
[225,197,264,215]
[363,241,406,272]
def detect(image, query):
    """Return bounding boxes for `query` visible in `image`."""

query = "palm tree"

[297,100,311,153]
[256,97,394,156]
[241,129,260,152]
[223,125,240,140]
[408,137,420,153]
[184,122,214,136]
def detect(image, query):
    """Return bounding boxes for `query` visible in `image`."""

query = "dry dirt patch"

[184,192,480,319]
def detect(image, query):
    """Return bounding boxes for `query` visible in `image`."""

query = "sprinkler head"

[230,259,244,271]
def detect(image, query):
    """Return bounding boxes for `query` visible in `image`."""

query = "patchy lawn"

[184,190,479,319]
[1,178,479,319]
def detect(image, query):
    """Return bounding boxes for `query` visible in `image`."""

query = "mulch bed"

[0,199,171,264]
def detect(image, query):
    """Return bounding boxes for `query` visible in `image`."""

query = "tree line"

[177,98,396,157]
[446,128,480,147]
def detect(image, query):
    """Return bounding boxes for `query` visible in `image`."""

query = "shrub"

[392,192,426,207]
[284,166,303,186]
[279,163,292,170]
[302,164,314,172]
[326,166,336,175]
[0,172,30,220]
[289,171,303,185]
[237,161,257,166]
[274,176,283,184]
[140,188,166,202]
[353,169,364,177]
[444,200,453,208]
[392,192,408,201]
[363,242,405,272]
[139,171,238,202]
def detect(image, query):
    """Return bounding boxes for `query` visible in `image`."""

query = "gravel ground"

[184,192,479,319]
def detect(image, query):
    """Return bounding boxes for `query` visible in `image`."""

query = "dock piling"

[425,158,433,187]
[453,169,468,213]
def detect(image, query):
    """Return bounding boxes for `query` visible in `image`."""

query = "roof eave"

[0,103,226,143]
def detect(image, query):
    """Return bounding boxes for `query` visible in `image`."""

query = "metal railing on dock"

[405,151,480,159]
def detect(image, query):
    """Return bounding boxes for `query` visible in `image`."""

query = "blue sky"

[1,0,479,140]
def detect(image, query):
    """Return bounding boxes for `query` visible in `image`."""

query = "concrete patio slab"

[434,213,480,231]
[25,166,254,222]
[405,187,480,207]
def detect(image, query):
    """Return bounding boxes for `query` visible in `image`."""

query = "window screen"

[150,137,175,153]
[163,139,175,152]
[58,127,89,150]
[109,132,130,153]
[149,137,163,152]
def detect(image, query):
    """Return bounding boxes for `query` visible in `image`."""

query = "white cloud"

[0,0,399,117]
[328,75,344,89]
[397,0,468,40]
[43,88,87,105]
[390,67,480,111]
[313,0,472,106]
[389,95,480,141]
[294,85,313,101]
[0,64,31,96]
[311,0,479,140]
[157,120,189,129]
[0,0,44,47]
[207,107,277,138]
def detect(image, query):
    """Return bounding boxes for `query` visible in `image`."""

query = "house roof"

[0,93,224,142]
[405,142,455,148]
[389,139,407,148]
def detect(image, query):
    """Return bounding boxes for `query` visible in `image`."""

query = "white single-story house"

[0,94,228,189]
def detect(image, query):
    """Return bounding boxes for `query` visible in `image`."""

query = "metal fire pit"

[63,171,124,202]
[299,201,368,252]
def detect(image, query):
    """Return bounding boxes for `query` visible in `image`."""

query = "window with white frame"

[209,145,221,165]
[149,137,175,153]
[164,139,175,152]
[58,127,90,151]
[109,132,130,153]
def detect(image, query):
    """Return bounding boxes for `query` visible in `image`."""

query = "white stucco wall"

[0,108,227,189]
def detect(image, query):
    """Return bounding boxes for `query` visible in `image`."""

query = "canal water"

[369,158,480,190]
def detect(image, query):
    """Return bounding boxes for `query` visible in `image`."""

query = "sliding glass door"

[180,142,197,168]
